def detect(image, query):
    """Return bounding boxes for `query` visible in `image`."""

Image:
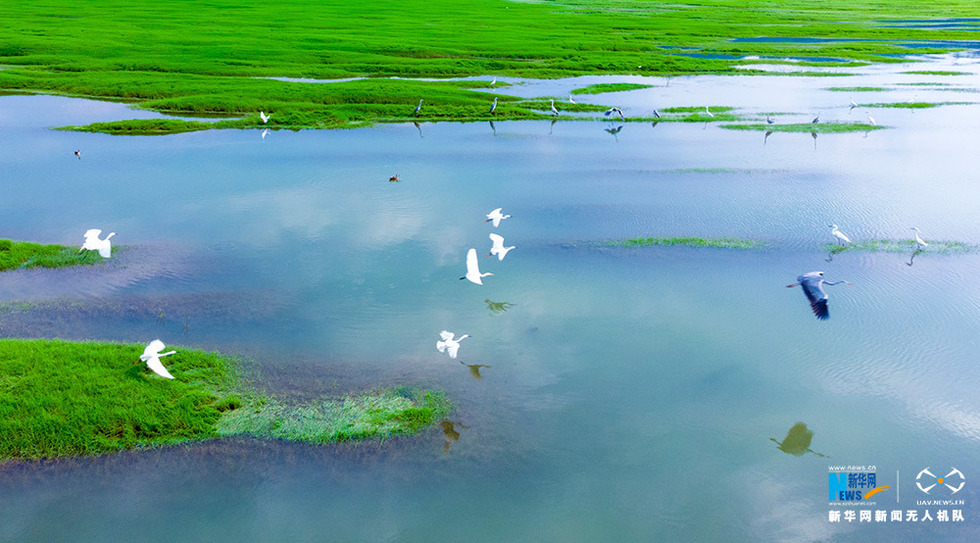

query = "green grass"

[901,70,970,76]
[824,239,974,254]
[612,237,768,249]
[826,86,889,92]
[862,101,972,109]
[571,83,654,95]
[2,0,979,132]
[0,239,106,271]
[0,339,450,460]
[721,122,881,132]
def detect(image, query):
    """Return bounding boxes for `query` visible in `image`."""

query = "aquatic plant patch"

[0,239,105,271]
[720,122,882,133]
[571,83,655,95]
[0,339,449,460]
[824,239,974,254]
[612,237,768,250]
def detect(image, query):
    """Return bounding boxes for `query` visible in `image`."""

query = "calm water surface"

[1,54,980,542]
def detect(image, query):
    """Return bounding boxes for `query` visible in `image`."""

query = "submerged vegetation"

[613,237,768,250]
[0,339,449,460]
[721,122,882,133]
[825,239,974,254]
[2,0,979,132]
[0,239,105,271]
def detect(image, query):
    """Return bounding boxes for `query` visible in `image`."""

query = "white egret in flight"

[487,233,515,261]
[437,330,469,359]
[80,229,115,258]
[605,107,625,122]
[139,339,177,379]
[259,111,271,124]
[460,248,493,285]
[485,207,510,227]
[829,224,851,246]
[787,271,852,320]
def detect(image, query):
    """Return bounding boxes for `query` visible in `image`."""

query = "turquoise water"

[1,58,980,541]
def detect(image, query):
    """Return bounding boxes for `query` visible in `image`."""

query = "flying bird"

[74,150,81,159]
[490,97,497,115]
[829,224,851,246]
[849,100,858,111]
[460,360,491,380]
[437,330,469,359]
[605,107,625,122]
[550,99,559,116]
[413,99,423,116]
[460,248,493,285]
[485,207,510,227]
[80,229,115,258]
[704,106,715,118]
[388,174,400,182]
[911,227,928,249]
[812,115,820,124]
[866,113,876,126]
[787,271,852,320]
[766,115,774,124]
[259,111,271,124]
[139,339,177,379]
[487,233,516,261]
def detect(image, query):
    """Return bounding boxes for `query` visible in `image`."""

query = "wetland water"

[2,54,980,541]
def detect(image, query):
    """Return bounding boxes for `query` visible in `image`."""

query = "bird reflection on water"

[441,420,470,453]
[770,422,827,457]
[485,299,515,315]
[460,360,491,380]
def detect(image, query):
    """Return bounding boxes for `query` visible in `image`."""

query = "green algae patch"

[721,122,881,133]
[613,237,768,250]
[0,239,105,271]
[902,70,970,76]
[571,83,654,95]
[217,388,451,443]
[58,118,233,135]
[0,339,449,460]
[826,87,889,92]
[862,101,972,109]
[824,239,975,254]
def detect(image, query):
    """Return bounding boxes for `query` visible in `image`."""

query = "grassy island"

[1,0,978,133]
[0,239,105,271]
[824,239,974,254]
[0,339,450,460]
[612,237,768,250]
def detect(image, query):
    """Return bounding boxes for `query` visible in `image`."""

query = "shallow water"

[2,54,980,542]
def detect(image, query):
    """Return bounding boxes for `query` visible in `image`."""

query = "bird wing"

[439,330,455,341]
[436,340,448,353]
[446,342,460,358]
[83,229,102,240]
[98,240,112,258]
[466,248,480,275]
[489,233,504,252]
[799,278,829,320]
[145,356,175,379]
[141,339,166,359]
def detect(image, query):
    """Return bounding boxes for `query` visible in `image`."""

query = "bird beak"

[486,253,491,257]
[846,282,854,285]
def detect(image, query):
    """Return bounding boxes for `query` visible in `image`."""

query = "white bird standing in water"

[485,207,510,227]
[490,97,497,115]
[460,248,493,285]
[487,233,515,261]
[413,99,423,116]
[787,271,852,320]
[80,229,115,258]
[829,224,851,246]
[568,95,576,104]
[490,77,496,87]
[550,99,559,116]
[259,111,271,124]
[704,106,714,118]
[911,227,928,249]
[139,339,177,379]
[866,112,876,126]
[437,330,469,359]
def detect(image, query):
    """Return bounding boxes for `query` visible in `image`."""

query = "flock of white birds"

[437,207,514,361]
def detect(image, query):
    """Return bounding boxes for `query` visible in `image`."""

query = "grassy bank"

[0,339,450,460]
[824,239,974,253]
[1,0,978,132]
[0,239,105,271]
